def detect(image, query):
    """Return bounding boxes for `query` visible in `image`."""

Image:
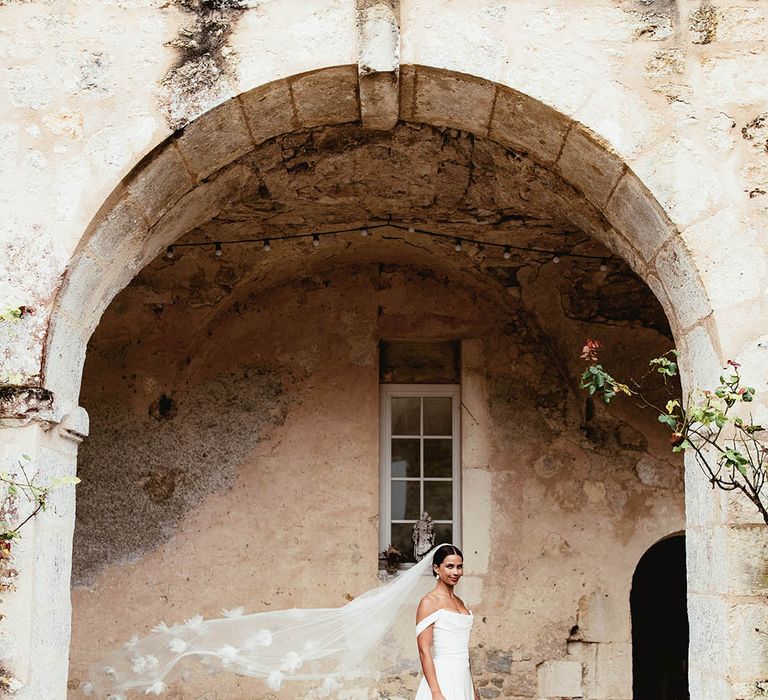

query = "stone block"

[462,470,492,574]
[687,667,734,700]
[686,524,727,596]
[55,249,105,331]
[85,195,148,266]
[414,67,495,136]
[729,601,768,679]
[489,88,570,165]
[360,71,399,130]
[654,241,711,330]
[592,642,631,700]
[678,324,723,396]
[290,65,360,129]
[688,593,728,668]
[399,64,416,121]
[566,641,596,698]
[145,163,253,262]
[557,127,625,209]
[630,136,723,229]
[536,659,582,698]
[42,311,88,412]
[175,99,254,181]
[486,649,513,674]
[577,591,628,642]
[574,81,664,161]
[239,78,298,146]
[681,208,767,312]
[699,52,768,109]
[126,142,194,226]
[726,525,768,596]
[604,171,673,264]
[594,228,646,279]
[717,7,768,43]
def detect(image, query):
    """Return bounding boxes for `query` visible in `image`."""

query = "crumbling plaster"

[67,254,682,698]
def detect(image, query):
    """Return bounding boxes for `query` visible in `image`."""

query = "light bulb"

[599,260,608,272]
[408,227,415,233]
[263,239,272,252]
[166,246,174,259]
[454,239,463,252]
[552,255,561,264]
[214,243,222,257]
[361,228,369,237]
[503,246,511,260]
[312,234,320,247]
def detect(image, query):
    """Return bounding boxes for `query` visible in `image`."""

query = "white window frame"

[379,384,462,559]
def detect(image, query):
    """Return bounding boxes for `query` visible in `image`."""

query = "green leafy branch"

[580,341,768,524]
[1,455,80,551]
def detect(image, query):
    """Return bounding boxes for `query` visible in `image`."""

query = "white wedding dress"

[414,609,475,700]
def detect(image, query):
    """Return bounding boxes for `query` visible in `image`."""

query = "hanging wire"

[164,222,610,264]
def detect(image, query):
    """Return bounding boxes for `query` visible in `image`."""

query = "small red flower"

[727,359,741,368]
[580,339,601,362]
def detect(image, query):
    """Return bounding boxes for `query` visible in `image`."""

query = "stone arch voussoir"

[43,65,715,410]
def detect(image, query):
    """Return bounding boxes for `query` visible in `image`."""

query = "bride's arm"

[416,602,445,700]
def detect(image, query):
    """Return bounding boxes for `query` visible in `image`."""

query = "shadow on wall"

[631,533,689,700]
[72,366,288,586]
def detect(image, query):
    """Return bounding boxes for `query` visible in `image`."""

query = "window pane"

[391,480,421,520]
[392,397,420,435]
[423,397,452,435]
[433,522,454,547]
[390,523,417,563]
[391,438,420,478]
[424,438,452,478]
[424,480,453,520]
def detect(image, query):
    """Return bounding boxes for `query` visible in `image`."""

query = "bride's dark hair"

[432,544,463,577]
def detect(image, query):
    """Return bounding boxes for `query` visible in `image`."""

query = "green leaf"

[666,399,680,413]
[21,453,31,461]
[50,476,81,487]
[658,414,677,428]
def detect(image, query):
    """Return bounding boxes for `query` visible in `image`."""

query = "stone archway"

[44,65,714,410]
[8,65,724,698]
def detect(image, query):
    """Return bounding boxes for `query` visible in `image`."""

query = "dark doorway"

[631,534,689,700]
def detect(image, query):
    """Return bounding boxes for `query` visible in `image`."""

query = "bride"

[415,545,478,700]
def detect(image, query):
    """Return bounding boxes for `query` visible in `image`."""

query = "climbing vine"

[580,340,768,524]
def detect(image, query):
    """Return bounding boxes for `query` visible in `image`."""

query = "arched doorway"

[16,65,712,697]
[631,534,689,700]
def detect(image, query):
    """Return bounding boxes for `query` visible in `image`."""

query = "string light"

[166,222,613,268]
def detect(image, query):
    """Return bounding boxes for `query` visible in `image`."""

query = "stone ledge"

[0,386,54,421]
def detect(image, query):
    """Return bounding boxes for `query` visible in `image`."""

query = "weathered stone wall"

[67,255,682,698]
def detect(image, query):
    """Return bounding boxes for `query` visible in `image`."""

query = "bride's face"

[435,554,464,584]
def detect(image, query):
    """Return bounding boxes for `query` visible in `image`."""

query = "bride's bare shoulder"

[416,591,441,620]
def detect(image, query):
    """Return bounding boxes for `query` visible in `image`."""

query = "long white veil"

[84,544,450,698]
